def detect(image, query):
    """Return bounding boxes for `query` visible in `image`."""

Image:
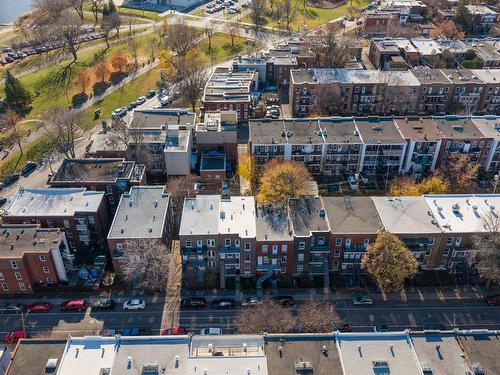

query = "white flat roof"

[57,337,117,375]
[219,196,257,238]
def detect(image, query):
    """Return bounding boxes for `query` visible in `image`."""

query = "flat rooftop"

[372,196,441,234]
[472,68,500,84]
[322,197,383,235]
[129,108,195,130]
[107,186,170,239]
[354,117,405,144]
[410,39,443,56]
[200,153,226,171]
[179,195,220,236]
[219,196,257,238]
[372,38,418,54]
[0,225,64,258]
[289,196,330,236]
[7,339,67,375]
[249,120,287,145]
[456,332,500,375]
[3,188,104,218]
[394,117,443,141]
[283,119,324,144]
[319,118,361,144]
[265,335,342,375]
[255,204,293,242]
[433,116,484,139]
[440,68,484,85]
[411,67,452,85]
[165,129,190,152]
[471,116,500,139]
[51,158,141,183]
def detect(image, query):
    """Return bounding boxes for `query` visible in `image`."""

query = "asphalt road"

[1,299,499,338]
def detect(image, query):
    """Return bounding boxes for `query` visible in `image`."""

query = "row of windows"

[261,244,287,254]
[184,239,251,250]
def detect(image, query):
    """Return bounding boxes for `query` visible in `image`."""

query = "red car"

[162,327,187,335]
[59,300,87,312]
[486,295,500,306]
[26,302,53,313]
[4,330,25,344]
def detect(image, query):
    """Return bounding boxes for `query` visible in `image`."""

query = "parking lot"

[193,0,251,19]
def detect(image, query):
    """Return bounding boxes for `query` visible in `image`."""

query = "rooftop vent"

[295,362,313,372]
[452,203,460,213]
[372,360,389,369]
[452,124,464,132]
[45,358,58,372]
[319,208,326,218]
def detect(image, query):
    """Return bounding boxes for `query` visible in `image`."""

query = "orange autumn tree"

[431,20,465,40]
[73,69,91,94]
[111,51,128,72]
[94,61,111,82]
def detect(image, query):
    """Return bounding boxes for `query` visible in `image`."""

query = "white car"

[351,295,373,306]
[122,299,146,310]
[135,96,147,106]
[112,107,127,118]
[200,327,222,335]
[348,175,359,190]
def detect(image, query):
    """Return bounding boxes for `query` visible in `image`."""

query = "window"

[443,249,449,256]
[335,238,342,247]
[272,245,278,254]
[106,185,113,194]
[297,265,303,272]
[317,237,325,245]
[298,242,305,250]
[2,284,8,291]
[47,220,53,228]
[262,245,268,253]
[364,239,370,247]
[345,238,351,248]
[63,220,70,228]
[47,277,53,284]
[185,240,192,248]
[245,254,251,262]
[208,250,215,258]
[88,216,95,224]
[257,256,263,265]
[116,243,123,251]
[10,261,18,269]
[207,239,216,247]
[446,237,453,245]
[19,283,26,291]
[235,239,240,248]
[197,240,203,248]
[0,272,3,281]
[39,255,46,262]
[15,272,22,280]
[43,266,50,274]
[225,239,231,247]
[455,237,462,246]
[298,253,304,262]
[244,265,251,273]
[244,243,251,251]
[428,237,435,245]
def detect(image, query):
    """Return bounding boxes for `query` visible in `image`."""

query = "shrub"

[71,92,89,108]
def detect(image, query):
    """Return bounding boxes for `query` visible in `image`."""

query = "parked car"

[46,172,55,184]
[0,304,24,314]
[59,300,87,312]
[160,96,172,106]
[335,321,353,332]
[241,297,262,308]
[146,90,156,99]
[0,197,7,207]
[373,324,389,332]
[91,298,116,310]
[351,295,373,306]
[4,330,25,343]
[200,327,222,335]
[122,299,146,310]
[272,296,295,306]
[3,173,20,186]
[162,327,187,335]
[117,327,151,336]
[26,302,53,313]
[21,161,37,177]
[112,107,127,118]
[181,297,207,309]
[211,298,236,309]
[348,175,359,190]
[486,294,500,306]
[135,96,147,106]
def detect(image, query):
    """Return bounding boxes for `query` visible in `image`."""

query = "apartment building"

[249,119,287,166]
[164,124,193,177]
[364,12,398,36]
[356,117,407,176]
[441,69,486,114]
[255,204,294,276]
[395,117,442,176]
[412,67,453,115]
[195,111,238,160]
[232,54,298,86]
[466,5,499,33]
[49,158,146,213]
[2,188,109,266]
[107,186,171,274]
[433,116,492,169]
[201,67,258,122]
[369,38,419,70]
[0,225,71,294]
[473,69,500,114]
[289,196,331,276]
[471,116,500,171]
[179,195,257,282]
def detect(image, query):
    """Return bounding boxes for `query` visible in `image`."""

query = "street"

[1,295,499,338]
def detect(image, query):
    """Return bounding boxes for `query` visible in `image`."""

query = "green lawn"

[244,0,369,30]
[0,120,41,146]
[82,3,163,21]
[199,33,247,62]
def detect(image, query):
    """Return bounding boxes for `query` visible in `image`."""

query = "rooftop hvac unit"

[372,360,390,369]
[295,362,313,372]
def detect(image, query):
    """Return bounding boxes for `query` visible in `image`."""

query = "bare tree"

[88,0,105,25]
[127,40,140,68]
[311,85,343,116]
[234,299,296,333]
[111,116,154,167]
[121,239,171,291]
[67,0,85,20]
[382,74,417,115]
[228,23,239,49]
[309,24,350,68]
[437,152,479,193]
[295,300,343,333]
[165,174,198,236]
[469,213,500,288]
[250,0,267,30]
[41,107,82,159]
[205,21,215,53]
[163,22,200,61]
[177,53,209,112]
[0,110,24,162]
[277,0,299,33]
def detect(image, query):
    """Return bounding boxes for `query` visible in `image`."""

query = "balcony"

[219,246,240,254]
[75,224,88,232]
[224,268,239,276]
[222,257,240,265]
[311,244,330,253]
[181,247,206,256]
[344,244,366,253]
[257,263,277,272]
[184,257,205,266]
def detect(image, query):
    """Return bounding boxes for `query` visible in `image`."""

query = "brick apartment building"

[107,186,171,274]
[49,158,146,214]
[0,225,71,294]
[2,188,110,267]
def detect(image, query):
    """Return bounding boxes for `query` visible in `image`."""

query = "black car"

[0,303,24,314]
[272,296,295,307]
[146,90,156,99]
[211,298,236,309]
[91,298,116,310]
[181,297,207,309]
[3,173,20,186]
[0,197,7,207]
[21,161,37,177]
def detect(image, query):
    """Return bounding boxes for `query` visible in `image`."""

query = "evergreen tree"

[108,0,117,13]
[102,3,110,16]
[4,71,33,117]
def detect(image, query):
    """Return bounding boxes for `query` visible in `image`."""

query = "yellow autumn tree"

[390,175,448,196]
[256,160,312,205]
[237,153,256,193]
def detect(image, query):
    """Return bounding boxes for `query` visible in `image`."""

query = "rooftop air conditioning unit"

[295,362,313,372]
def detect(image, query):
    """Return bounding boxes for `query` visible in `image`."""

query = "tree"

[438,152,479,193]
[295,300,343,333]
[165,174,197,236]
[121,239,171,291]
[88,0,104,25]
[469,213,500,288]
[250,0,267,30]
[205,21,215,53]
[176,51,209,112]
[67,0,85,20]
[390,176,449,196]
[431,20,465,39]
[4,70,33,117]
[308,24,350,68]
[257,160,312,205]
[237,154,256,191]
[163,22,200,62]
[41,107,82,159]
[94,61,111,82]
[234,299,296,333]
[73,70,91,94]
[228,23,239,49]
[111,51,128,72]
[127,41,140,68]
[362,232,418,292]
[0,109,24,159]
[454,0,473,34]
[311,85,343,116]
[277,0,299,32]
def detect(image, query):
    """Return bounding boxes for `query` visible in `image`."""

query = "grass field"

[199,33,247,62]
[0,137,54,179]
[0,120,41,146]
[82,3,163,21]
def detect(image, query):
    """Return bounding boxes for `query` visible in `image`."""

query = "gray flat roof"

[319,118,362,144]
[433,116,484,139]
[249,120,287,145]
[354,117,405,144]
[372,196,441,234]
[256,204,293,242]
[7,339,67,375]
[322,197,383,235]
[0,225,64,258]
[394,117,443,141]
[179,195,220,236]
[289,196,330,236]
[471,116,500,139]
[291,68,419,85]
[108,186,169,239]
[472,68,500,83]
[283,119,323,144]
[440,68,485,85]
[129,108,195,130]
[411,67,452,85]
[3,188,104,217]
[265,335,342,375]
[51,158,139,183]
[457,332,500,375]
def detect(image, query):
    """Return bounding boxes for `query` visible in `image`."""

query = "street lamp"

[22,310,30,336]
[493,174,499,194]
